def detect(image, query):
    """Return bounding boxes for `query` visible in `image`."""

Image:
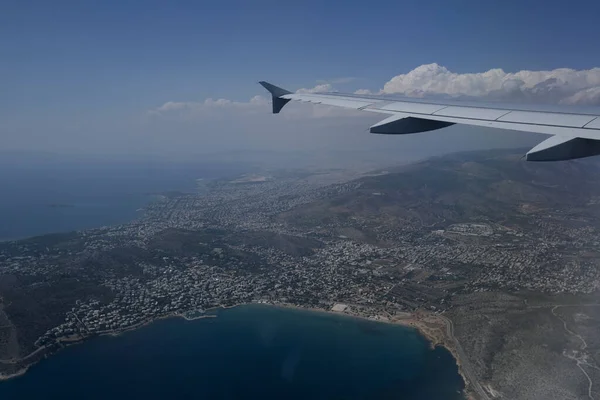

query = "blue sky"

[2,0,600,157]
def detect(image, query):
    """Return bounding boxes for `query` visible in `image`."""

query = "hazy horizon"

[3,2,600,161]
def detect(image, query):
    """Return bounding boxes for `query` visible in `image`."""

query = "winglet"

[259,81,292,114]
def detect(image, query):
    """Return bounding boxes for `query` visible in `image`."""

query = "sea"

[0,157,465,399]
[0,158,246,241]
[0,305,465,400]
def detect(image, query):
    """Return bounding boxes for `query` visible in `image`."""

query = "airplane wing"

[259,81,600,161]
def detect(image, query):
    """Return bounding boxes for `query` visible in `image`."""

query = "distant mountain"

[280,149,600,242]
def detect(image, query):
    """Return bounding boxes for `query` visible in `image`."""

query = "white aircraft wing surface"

[259,81,600,161]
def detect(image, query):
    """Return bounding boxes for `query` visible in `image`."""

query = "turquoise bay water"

[0,305,465,400]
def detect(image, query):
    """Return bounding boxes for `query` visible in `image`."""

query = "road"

[439,314,492,400]
[551,305,600,400]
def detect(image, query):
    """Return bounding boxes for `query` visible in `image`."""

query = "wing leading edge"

[259,81,600,162]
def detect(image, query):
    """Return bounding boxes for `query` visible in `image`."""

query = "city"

[2,151,600,399]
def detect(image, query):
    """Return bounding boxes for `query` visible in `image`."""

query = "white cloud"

[149,95,271,119]
[149,90,365,121]
[560,86,600,105]
[149,82,347,120]
[150,63,600,125]
[154,101,187,112]
[295,83,333,94]
[364,63,600,105]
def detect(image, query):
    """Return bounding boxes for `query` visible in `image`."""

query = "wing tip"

[259,81,292,113]
[258,81,291,98]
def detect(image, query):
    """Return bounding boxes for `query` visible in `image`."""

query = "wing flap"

[584,117,600,129]
[282,93,381,110]
[497,111,597,128]
[433,106,510,120]
[378,101,447,114]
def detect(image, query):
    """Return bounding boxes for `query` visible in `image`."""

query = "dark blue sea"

[0,305,465,400]
[0,158,246,241]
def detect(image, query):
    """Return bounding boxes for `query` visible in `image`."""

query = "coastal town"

[2,151,600,399]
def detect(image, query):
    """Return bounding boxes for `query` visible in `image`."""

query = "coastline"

[0,312,217,382]
[0,367,28,382]
[261,303,470,383]
[0,302,474,397]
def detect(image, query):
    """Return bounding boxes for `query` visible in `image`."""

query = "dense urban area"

[2,149,600,400]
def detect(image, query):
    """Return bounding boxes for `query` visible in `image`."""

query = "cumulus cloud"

[295,83,333,94]
[365,63,600,105]
[560,86,600,105]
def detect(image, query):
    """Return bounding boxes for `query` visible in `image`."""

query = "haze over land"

[2,149,600,399]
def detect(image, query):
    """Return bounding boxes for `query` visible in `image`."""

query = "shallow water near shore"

[0,304,464,400]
